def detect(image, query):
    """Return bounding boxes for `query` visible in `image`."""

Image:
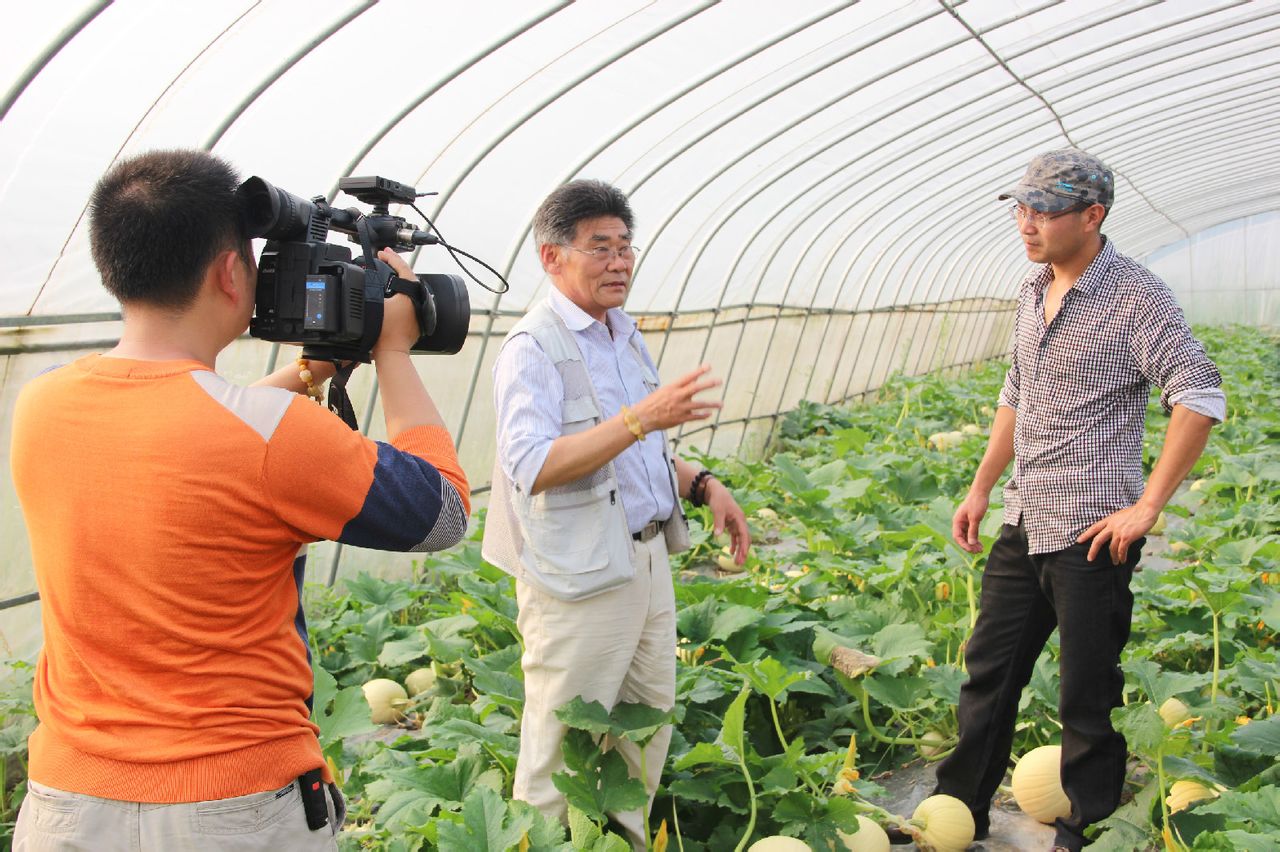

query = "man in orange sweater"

[10,150,470,850]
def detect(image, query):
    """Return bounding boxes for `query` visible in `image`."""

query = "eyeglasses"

[1008,203,1085,227]
[560,244,640,263]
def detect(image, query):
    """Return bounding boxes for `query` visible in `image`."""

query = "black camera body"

[239,175,469,363]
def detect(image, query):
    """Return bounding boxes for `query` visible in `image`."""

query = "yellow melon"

[838,816,890,852]
[911,795,975,852]
[748,837,810,851]
[1011,745,1070,824]
[361,678,408,724]
[1166,780,1219,813]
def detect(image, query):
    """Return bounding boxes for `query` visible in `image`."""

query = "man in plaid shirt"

[930,149,1224,852]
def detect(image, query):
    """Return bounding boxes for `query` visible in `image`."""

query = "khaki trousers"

[14,778,342,851]
[514,533,676,848]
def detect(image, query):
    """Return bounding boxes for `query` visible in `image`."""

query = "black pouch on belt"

[298,768,329,831]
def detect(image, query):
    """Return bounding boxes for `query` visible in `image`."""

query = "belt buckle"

[636,520,661,542]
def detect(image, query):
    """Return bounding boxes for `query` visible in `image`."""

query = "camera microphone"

[402,229,439,246]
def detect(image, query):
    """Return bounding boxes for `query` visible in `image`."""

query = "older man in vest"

[483,179,751,844]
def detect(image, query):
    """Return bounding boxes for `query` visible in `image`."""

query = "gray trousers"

[514,533,677,849]
[14,778,344,851]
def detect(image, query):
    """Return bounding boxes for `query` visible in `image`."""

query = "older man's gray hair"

[532,179,635,250]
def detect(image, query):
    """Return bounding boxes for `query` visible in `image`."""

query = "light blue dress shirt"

[493,287,677,535]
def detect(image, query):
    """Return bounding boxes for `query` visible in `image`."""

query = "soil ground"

[867,758,1056,850]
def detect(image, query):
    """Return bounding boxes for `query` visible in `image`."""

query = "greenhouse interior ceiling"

[2,0,1278,656]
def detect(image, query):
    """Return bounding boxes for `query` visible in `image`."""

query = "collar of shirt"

[1027,235,1117,300]
[546,286,637,341]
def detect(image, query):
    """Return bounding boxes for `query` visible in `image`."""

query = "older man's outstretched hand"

[634,364,723,433]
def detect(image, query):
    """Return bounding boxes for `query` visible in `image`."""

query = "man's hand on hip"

[953,490,990,553]
[633,365,721,433]
[1077,501,1159,563]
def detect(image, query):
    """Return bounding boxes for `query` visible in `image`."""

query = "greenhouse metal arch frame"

[1,0,1277,658]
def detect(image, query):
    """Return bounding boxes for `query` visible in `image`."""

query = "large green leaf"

[552,729,649,822]
[343,571,415,610]
[1123,658,1210,706]
[1162,755,1226,787]
[1259,597,1280,632]
[608,702,673,746]
[674,741,736,770]
[310,663,375,750]
[568,802,601,846]
[871,623,931,663]
[508,799,573,851]
[863,674,929,712]
[719,686,751,760]
[1230,714,1280,757]
[734,656,812,701]
[374,753,501,829]
[344,609,402,666]
[430,718,520,755]
[555,697,614,736]
[676,597,720,645]
[1088,778,1159,851]
[1111,702,1166,756]
[466,644,525,709]
[433,786,533,851]
[1190,830,1280,851]
[1197,787,1280,831]
[378,633,432,667]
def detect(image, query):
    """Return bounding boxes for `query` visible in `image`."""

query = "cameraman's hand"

[373,248,420,360]
[370,248,445,437]
[632,365,722,433]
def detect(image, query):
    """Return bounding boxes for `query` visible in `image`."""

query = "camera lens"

[238,177,316,241]
[413,273,469,354]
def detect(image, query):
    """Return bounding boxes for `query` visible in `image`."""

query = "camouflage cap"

[998,148,1114,212]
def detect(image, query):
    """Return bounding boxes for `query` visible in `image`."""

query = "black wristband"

[689,469,714,508]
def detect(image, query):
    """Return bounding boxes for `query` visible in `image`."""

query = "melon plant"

[362,678,408,724]
[909,795,974,852]
[1011,744,1070,823]
[837,815,890,852]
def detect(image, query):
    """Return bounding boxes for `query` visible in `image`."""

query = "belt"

[632,520,665,542]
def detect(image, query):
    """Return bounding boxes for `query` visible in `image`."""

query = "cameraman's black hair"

[89,149,250,310]
[532,179,634,250]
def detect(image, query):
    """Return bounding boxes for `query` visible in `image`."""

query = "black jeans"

[933,522,1140,851]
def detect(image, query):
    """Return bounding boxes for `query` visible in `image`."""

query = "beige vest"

[482,298,690,601]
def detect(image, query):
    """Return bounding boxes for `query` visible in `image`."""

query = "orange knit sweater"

[11,355,469,802]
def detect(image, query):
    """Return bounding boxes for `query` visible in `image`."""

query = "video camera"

[238,174,469,363]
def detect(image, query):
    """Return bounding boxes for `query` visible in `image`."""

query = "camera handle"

[385,275,437,337]
[325,361,360,430]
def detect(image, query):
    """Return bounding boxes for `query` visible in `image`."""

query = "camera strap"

[327,362,359,430]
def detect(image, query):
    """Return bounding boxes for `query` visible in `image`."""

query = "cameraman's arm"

[252,358,339,393]
[259,250,469,553]
[263,394,469,553]
[374,250,468,518]
[374,249,446,436]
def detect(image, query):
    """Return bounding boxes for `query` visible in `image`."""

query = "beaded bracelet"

[297,357,325,404]
[689,469,714,508]
[620,405,645,442]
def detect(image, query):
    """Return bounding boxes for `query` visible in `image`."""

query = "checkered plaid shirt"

[998,237,1224,554]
